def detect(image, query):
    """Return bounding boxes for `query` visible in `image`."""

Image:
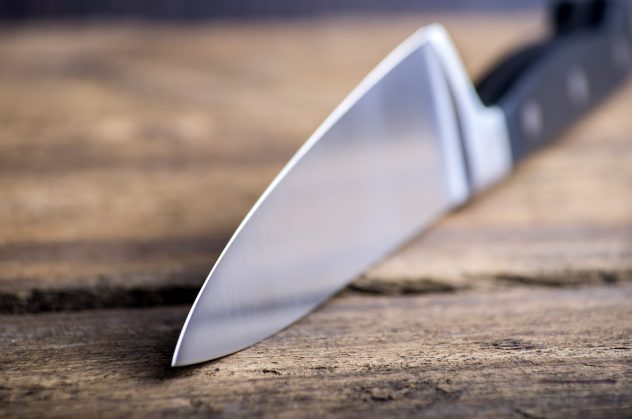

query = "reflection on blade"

[172,25,468,366]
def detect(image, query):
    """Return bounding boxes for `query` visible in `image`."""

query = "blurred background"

[0,1,543,21]
[3,1,629,314]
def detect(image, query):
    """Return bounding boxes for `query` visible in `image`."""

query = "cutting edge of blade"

[171,23,449,367]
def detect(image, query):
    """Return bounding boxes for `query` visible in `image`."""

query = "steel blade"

[172,26,471,366]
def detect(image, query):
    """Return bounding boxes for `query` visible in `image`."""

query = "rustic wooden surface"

[0,12,631,418]
[2,286,632,418]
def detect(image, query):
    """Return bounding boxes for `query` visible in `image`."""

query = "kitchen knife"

[173,0,632,366]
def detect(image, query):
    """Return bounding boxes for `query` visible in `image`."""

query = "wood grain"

[0,14,582,307]
[1,285,631,418]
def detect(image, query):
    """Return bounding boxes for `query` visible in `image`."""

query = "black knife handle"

[476,0,632,163]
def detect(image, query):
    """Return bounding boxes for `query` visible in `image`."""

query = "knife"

[172,0,632,366]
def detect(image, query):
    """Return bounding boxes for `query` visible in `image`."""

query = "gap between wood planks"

[1,268,631,314]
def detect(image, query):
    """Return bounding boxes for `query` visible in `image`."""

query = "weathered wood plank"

[1,15,583,303]
[1,285,631,418]
[1,15,630,309]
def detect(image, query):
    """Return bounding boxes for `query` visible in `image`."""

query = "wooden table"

[1,13,631,418]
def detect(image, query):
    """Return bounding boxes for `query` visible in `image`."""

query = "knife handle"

[476,0,632,163]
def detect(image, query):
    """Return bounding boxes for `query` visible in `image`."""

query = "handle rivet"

[567,66,590,106]
[521,100,543,141]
